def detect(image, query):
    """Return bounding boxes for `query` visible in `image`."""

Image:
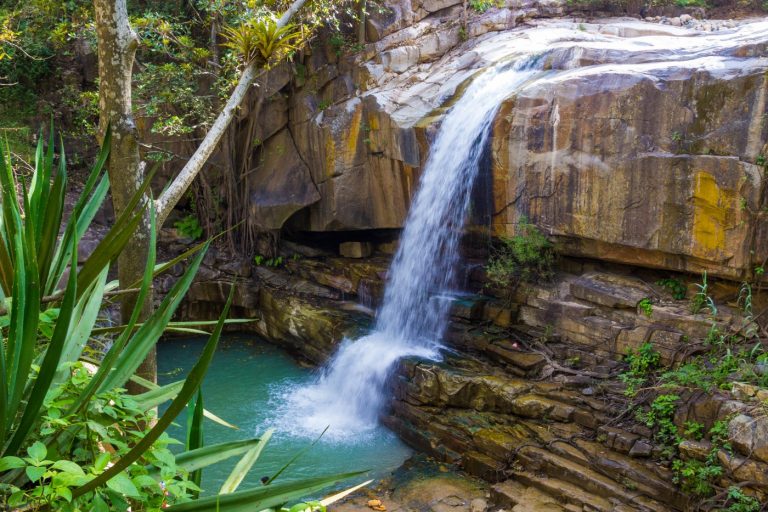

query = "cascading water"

[283,57,544,437]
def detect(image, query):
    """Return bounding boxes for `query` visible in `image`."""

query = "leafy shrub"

[620,342,660,396]
[725,486,761,512]
[175,214,203,240]
[637,394,680,455]
[469,0,503,12]
[657,278,687,300]
[672,421,731,496]
[638,298,653,317]
[486,217,555,289]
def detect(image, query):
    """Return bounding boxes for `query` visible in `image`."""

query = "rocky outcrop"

[378,265,768,510]
[233,7,768,281]
[492,54,768,280]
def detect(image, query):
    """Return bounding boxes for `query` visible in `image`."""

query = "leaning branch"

[154,0,309,226]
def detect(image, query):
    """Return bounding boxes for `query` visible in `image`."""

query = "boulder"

[729,413,768,464]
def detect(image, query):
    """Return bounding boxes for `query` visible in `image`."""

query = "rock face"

[492,56,768,279]
[237,6,768,280]
[249,128,320,230]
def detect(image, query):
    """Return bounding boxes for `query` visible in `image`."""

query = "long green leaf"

[187,389,205,497]
[91,319,253,335]
[72,286,234,499]
[38,135,67,288]
[219,429,273,494]
[166,471,365,512]
[98,243,209,393]
[76,164,158,297]
[45,127,111,295]
[69,203,158,413]
[5,176,40,430]
[4,230,77,455]
[266,426,328,485]
[0,138,14,440]
[53,268,108,385]
[132,380,184,411]
[45,176,108,294]
[145,439,266,479]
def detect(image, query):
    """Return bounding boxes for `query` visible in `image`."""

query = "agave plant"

[222,16,303,66]
[0,129,364,510]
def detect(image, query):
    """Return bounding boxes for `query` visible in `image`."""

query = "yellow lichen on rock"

[691,171,730,260]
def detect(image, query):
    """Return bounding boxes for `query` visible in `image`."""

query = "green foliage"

[690,272,712,315]
[673,0,708,6]
[327,32,364,56]
[175,214,204,240]
[724,487,761,512]
[637,394,680,454]
[254,254,283,267]
[222,16,303,66]
[0,129,362,510]
[469,0,503,12]
[620,342,660,397]
[671,421,730,497]
[683,421,705,441]
[0,363,200,509]
[637,298,653,317]
[657,278,687,300]
[486,217,555,289]
[661,343,768,391]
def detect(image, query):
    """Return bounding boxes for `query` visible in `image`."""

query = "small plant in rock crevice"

[174,214,203,240]
[485,216,555,291]
[254,254,284,267]
[671,420,731,497]
[690,271,714,315]
[724,486,761,512]
[657,277,687,300]
[469,0,503,12]
[620,342,661,397]
[638,298,654,317]
[636,393,680,456]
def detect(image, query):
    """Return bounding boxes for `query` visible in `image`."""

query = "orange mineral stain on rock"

[324,133,336,180]
[691,171,729,260]
[345,105,362,163]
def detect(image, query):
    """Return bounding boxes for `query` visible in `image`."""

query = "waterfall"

[283,57,543,437]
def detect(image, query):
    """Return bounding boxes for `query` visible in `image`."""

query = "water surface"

[158,334,412,495]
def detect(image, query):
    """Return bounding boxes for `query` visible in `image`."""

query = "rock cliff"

[241,2,768,280]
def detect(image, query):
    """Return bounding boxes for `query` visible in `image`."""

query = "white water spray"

[284,58,543,436]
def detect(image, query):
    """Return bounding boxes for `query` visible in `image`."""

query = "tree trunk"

[94,0,311,387]
[94,0,155,389]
